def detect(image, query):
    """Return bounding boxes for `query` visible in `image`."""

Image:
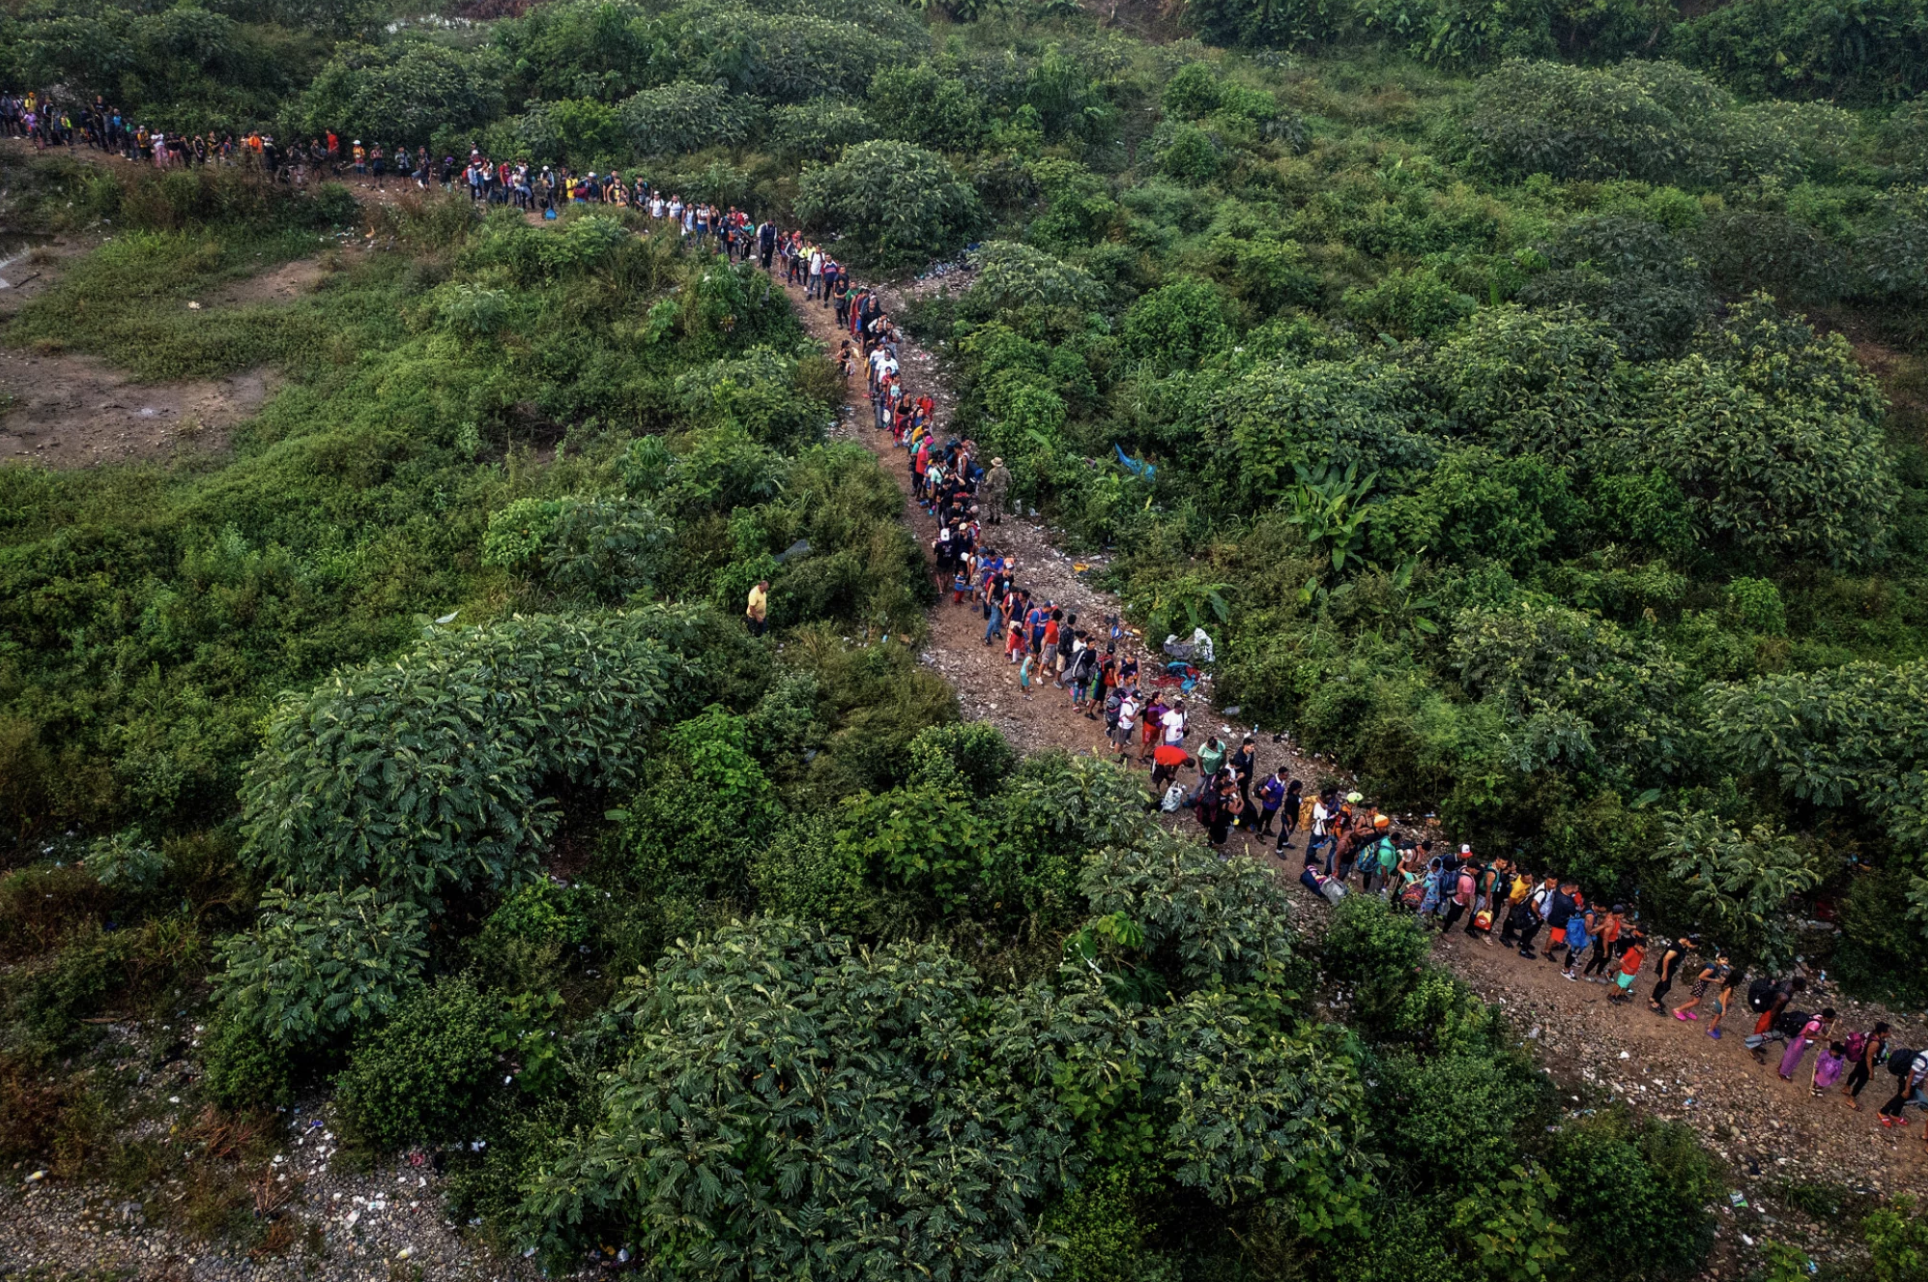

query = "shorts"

[1551,928,1566,945]
[1616,972,1637,991]
[1111,724,1133,747]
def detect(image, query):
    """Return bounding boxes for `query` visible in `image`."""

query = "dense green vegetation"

[3,0,1928,1275]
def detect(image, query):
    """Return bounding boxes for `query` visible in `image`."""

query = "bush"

[337,976,497,1149]
[1320,894,1431,1031]
[293,39,507,145]
[1343,267,1477,340]
[1549,1109,1717,1280]
[794,141,983,271]
[239,610,694,903]
[768,97,880,163]
[212,886,428,1049]
[201,1011,295,1112]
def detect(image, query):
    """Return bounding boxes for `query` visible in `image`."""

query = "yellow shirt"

[746,585,768,622]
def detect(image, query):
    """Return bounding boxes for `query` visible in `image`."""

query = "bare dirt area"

[0,348,278,467]
[202,256,328,307]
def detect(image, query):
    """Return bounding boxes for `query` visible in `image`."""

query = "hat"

[353,139,361,145]
[1459,844,1472,854]
[1345,791,1363,804]
[991,457,1004,466]
[1373,815,1390,829]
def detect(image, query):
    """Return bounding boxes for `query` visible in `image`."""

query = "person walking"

[1647,935,1697,1017]
[1778,1009,1834,1081]
[1878,1049,1928,1130]
[745,579,769,637]
[1672,953,1730,1023]
[1843,1023,1891,1111]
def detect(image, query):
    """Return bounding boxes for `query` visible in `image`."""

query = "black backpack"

[1772,1008,1809,1038]
[1890,1047,1919,1078]
[1747,978,1778,1013]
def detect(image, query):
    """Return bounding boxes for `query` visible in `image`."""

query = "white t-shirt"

[1118,698,1138,731]
[1162,709,1186,745]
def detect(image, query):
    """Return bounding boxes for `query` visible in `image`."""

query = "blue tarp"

[1115,445,1155,481]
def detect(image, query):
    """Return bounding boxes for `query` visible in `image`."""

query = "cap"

[1345,791,1363,803]
[1460,844,1472,854]
[991,457,1003,466]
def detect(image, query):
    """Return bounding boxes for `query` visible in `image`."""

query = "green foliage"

[202,1010,297,1112]
[1320,894,1431,1031]
[795,140,984,270]
[212,886,428,1049]
[1660,809,1822,966]
[619,80,762,155]
[1449,1166,1571,1282]
[1045,1166,1172,1282]
[518,920,1070,1272]
[1551,1109,1718,1281]
[1670,0,1928,103]
[768,97,880,162]
[239,611,692,903]
[1866,1194,1928,1282]
[1343,266,1476,340]
[337,975,497,1149]
[617,706,782,904]
[293,39,507,144]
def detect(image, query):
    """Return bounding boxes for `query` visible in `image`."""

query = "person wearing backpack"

[1877,1048,1928,1129]
[1843,1023,1890,1111]
[1515,876,1556,958]
[1778,1008,1834,1081]
[1745,977,1807,1061]
[1255,771,1287,838]
[1560,898,1592,980]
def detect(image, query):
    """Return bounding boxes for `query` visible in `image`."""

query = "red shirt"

[1619,945,1644,977]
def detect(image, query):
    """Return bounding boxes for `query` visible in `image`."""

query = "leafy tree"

[617,706,783,904]
[1669,0,1928,103]
[1450,602,1690,783]
[1208,358,1436,508]
[868,63,988,152]
[965,241,1105,319]
[768,96,880,162]
[619,80,761,155]
[212,886,429,1048]
[1427,305,1629,461]
[1550,1109,1718,1281]
[795,140,983,270]
[292,39,507,145]
[1185,0,1342,50]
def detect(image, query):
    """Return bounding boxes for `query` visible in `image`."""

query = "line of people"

[743,224,1928,1147]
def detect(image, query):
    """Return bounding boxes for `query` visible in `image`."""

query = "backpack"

[1843,1031,1868,1065]
[1747,978,1778,1013]
[1772,1008,1810,1038]
[1400,881,1427,910]
[1889,1046,1918,1078]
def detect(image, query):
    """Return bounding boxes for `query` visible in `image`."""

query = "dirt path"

[778,273,1245,757]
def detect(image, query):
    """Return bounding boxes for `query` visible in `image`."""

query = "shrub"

[293,39,507,144]
[1320,894,1431,1031]
[212,887,428,1049]
[201,1011,295,1112]
[337,976,497,1149]
[618,80,762,155]
[517,921,1069,1270]
[616,706,783,904]
[1343,267,1477,340]
[1550,1109,1717,1280]
[794,141,983,270]
[239,611,694,903]
[768,97,880,163]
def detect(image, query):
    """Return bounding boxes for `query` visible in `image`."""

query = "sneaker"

[1561,972,1576,981]
[1709,1028,1723,1039]
[1518,949,1536,959]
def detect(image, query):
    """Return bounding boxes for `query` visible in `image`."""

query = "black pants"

[1515,920,1541,953]
[1583,940,1614,976]
[1880,1084,1916,1118]
[1846,1062,1873,1099]
[1651,974,1676,1008]
[1441,901,1467,933]
[1257,806,1279,836]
